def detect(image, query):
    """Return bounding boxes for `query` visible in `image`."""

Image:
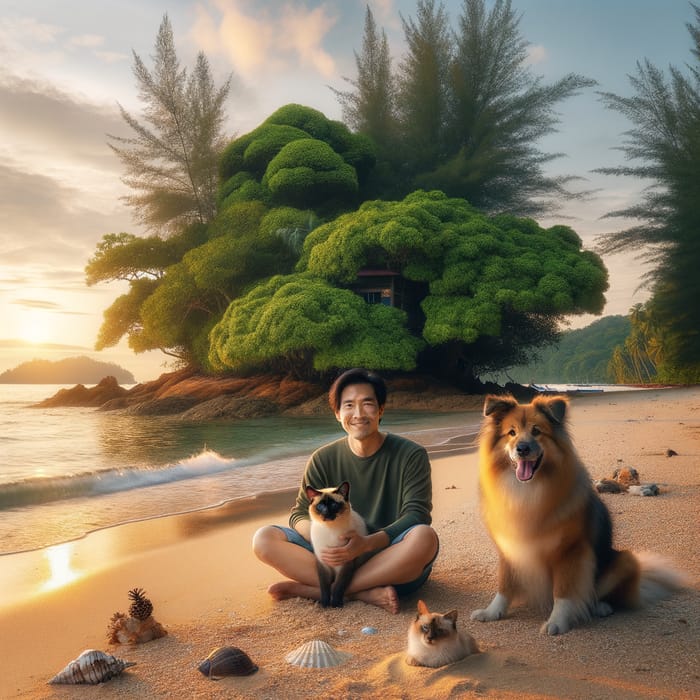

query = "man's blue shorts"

[273,523,437,597]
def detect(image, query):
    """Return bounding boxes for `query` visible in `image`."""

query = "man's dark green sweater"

[289,433,433,542]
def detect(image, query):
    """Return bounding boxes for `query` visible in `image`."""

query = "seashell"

[361,626,378,635]
[285,639,351,668]
[107,610,167,645]
[197,646,258,679]
[48,649,136,685]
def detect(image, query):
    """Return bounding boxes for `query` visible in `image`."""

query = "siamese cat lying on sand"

[306,481,367,608]
[406,600,478,667]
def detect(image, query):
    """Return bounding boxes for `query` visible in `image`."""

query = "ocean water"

[0,384,482,555]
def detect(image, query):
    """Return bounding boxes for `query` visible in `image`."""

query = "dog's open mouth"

[515,454,543,482]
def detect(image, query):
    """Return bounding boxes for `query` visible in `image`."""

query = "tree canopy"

[92,105,373,366]
[108,14,231,235]
[209,190,607,382]
[335,0,596,213]
[91,9,610,385]
[597,4,700,373]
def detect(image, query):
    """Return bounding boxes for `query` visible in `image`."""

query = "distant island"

[0,356,136,384]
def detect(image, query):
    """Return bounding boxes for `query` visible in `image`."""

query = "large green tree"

[108,14,231,234]
[395,0,454,181]
[209,190,608,383]
[333,7,397,163]
[93,105,374,365]
[597,4,700,370]
[335,0,595,215]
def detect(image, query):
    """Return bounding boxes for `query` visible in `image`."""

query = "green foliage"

[219,124,310,180]
[333,6,398,182]
[209,190,607,379]
[609,302,700,384]
[95,277,160,351]
[109,14,231,234]
[396,0,454,177]
[596,5,700,369]
[500,315,632,384]
[219,104,374,218]
[335,0,595,214]
[208,274,422,374]
[264,138,358,209]
[86,233,178,285]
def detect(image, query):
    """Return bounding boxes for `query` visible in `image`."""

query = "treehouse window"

[351,270,400,307]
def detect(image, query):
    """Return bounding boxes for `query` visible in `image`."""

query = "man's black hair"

[328,368,387,412]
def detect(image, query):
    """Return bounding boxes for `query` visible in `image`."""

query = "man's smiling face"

[335,382,384,442]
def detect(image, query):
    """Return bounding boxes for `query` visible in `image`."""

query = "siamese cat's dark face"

[306,482,350,522]
[417,614,457,643]
[413,600,459,645]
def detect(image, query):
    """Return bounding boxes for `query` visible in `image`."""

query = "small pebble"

[361,626,378,635]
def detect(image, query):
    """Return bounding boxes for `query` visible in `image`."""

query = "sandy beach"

[1,387,698,699]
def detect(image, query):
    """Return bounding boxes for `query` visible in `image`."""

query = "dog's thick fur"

[471,394,685,635]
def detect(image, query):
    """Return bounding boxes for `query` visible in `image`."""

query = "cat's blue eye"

[421,625,430,633]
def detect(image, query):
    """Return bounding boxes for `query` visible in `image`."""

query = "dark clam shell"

[197,646,258,679]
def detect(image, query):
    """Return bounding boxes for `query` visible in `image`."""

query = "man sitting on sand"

[252,368,439,613]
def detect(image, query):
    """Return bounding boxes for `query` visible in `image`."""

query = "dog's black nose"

[516,442,531,456]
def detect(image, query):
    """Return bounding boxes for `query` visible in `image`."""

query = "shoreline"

[1,387,698,698]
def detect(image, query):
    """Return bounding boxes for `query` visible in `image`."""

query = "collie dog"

[471,394,685,635]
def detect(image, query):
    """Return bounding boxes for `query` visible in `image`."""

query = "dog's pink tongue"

[516,460,536,481]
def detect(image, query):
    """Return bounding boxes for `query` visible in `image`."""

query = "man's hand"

[319,531,367,566]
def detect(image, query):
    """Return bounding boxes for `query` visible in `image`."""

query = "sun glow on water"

[43,542,80,590]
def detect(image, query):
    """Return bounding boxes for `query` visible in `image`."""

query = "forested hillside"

[501,316,630,384]
[0,357,136,384]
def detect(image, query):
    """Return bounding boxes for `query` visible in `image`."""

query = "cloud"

[0,15,62,46]
[12,299,62,310]
[192,0,337,78]
[527,44,548,65]
[69,34,104,49]
[0,339,91,351]
[277,4,337,76]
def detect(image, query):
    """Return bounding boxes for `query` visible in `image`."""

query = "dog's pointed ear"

[483,395,518,419]
[533,396,568,424]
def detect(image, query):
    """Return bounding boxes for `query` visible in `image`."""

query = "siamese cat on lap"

[306,481,367,608]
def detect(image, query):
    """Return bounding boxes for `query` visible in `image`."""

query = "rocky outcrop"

[32,376,130,408]
[32,369,532,420]
[33,369,325,420]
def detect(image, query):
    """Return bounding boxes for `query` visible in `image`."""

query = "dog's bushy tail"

[636,551,688,605]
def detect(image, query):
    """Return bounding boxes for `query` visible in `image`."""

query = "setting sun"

[18,310,53,345]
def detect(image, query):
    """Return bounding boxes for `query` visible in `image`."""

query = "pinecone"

[128,587,153,621]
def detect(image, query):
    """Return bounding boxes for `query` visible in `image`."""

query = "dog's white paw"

[471,608,501,622]
[542,598,581,635]
[471,592,509,622]
[541,619,570,635]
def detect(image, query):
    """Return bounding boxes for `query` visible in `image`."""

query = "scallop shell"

[197,646,258,679]
[284,639,351,668]
[48,649,136,685]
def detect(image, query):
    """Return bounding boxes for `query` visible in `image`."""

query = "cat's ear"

[444,610,458,627]
[337,481,350,500]
[305,486,321,501]
[417,599,430,616]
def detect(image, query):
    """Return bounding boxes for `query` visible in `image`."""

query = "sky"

[0,0,696,382]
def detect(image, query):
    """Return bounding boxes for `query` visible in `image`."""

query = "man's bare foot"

[268,581,399,613]
[268,581,320,601]
[351,586,400,614]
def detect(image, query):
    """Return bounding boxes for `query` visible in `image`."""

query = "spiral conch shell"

[197,646,259,679]
[284,639,351,668]
[48,649,136,684]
